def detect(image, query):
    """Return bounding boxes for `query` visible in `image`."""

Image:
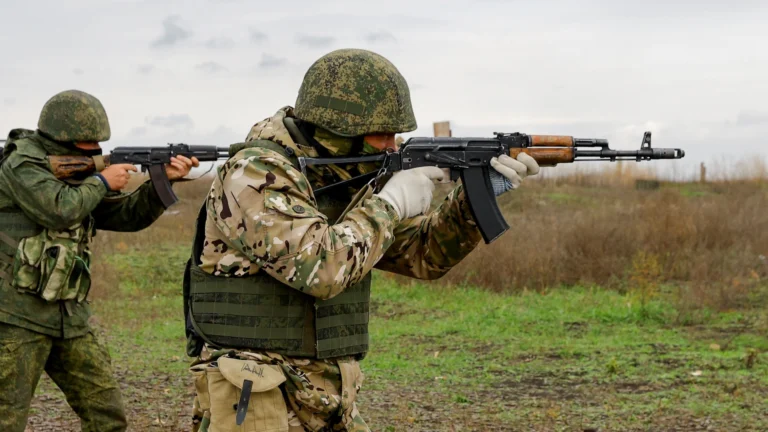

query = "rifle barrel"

[575,148,684,161]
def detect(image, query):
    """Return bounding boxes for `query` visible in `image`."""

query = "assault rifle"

[46,145,229,208]
[300,131,685,243]
[3,131,684,243]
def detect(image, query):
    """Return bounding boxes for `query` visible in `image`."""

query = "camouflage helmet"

[294,49,417,137]
[38,90,111,142]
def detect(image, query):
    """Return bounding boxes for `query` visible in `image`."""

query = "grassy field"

[24,175,768,431]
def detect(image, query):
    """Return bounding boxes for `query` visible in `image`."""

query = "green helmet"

[294,49,417,137]
[38,90,111,142]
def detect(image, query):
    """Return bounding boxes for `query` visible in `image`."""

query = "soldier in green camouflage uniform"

[185,49,539,432]
[0,90,197,432]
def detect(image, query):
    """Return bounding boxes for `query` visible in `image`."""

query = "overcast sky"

[1,0,766,179]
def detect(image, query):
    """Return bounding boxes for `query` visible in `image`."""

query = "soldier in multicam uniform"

[184,49,539,432]
[0,90,198,432]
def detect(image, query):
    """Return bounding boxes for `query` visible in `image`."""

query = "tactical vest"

[184,141,372,359]
[0,135,93,302]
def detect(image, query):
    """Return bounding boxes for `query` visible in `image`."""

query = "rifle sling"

[313,171,377,196]
[92,155,106,172]
[283,117,311,147]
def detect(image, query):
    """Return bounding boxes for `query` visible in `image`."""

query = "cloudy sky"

[1,0,766,179]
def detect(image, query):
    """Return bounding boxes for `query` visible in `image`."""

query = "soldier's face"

[363,134,397,152]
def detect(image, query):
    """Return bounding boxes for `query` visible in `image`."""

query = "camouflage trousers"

[190,349,370,432]
[0,323,127,432]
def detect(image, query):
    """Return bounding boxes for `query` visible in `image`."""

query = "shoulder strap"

[191,202,208,265]
[184,201,209,357]
[253,140,300,170]
[283,117,307,145]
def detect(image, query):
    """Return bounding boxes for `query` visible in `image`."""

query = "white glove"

[489,153,540,195]
[376,166,445,220]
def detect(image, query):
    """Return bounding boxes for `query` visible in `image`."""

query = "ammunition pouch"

[10,218,94,303]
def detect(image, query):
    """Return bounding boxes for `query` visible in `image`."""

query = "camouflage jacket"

[0,129,168,338]
[200,107,483,298]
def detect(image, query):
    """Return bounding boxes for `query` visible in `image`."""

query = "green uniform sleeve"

[92,180,167,232]
[200,147,400,300]
[374,184,482,279]
[0,153,107,231]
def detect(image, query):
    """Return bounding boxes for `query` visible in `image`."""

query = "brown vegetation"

[439,178,768,309]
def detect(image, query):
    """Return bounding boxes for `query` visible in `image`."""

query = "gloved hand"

[489,153,540,196]
[376,167,445,220]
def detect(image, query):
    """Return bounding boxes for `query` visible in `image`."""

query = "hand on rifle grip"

[99,164,137,191]
[376,166,445,220]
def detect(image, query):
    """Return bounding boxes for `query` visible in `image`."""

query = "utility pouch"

[11,232,46,292]
[69,248,92,302]
[38,243,74,301]
[203,357,288,432]
[12,224,92,303]
[191,365,212,432]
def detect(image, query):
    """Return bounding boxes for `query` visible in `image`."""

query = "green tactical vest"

[184,141,372,359]
[0,135,95,304]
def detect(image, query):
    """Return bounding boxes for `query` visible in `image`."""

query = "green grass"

[363,277,768,430]
[28,246,768,431]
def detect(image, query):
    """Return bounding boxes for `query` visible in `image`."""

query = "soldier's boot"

[45,331,128,432]
[0,323,52,432]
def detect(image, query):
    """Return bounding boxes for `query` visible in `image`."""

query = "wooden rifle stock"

[48,155,111,180]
